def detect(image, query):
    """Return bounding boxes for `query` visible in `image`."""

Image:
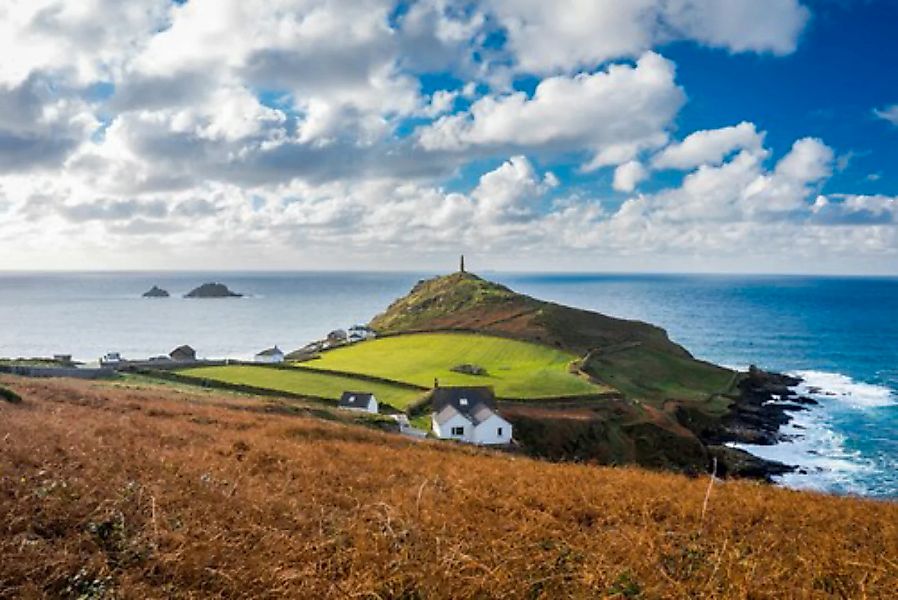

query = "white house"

[348,325,376,343]
[430,387,512,445]
[100,352,123,366]
[339,391,378,414]
[255,345,285,364]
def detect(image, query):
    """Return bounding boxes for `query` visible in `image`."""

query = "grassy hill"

[365,271,775,475]
[2,377,896,598]
[305,332,607,399]
[369,271,734,409]
[182,365,426,409]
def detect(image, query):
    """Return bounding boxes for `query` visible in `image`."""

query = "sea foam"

[729,370,895,496]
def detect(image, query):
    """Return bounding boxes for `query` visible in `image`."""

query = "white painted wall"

[472,413,513,445]
[254,352,284,364]
[432,412,472,441]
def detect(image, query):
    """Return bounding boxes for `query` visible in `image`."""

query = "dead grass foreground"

[1,376,897,599]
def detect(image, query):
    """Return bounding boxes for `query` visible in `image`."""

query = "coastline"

[692,366,815,482]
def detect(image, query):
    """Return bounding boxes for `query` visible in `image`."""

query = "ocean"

[1,271,896,498]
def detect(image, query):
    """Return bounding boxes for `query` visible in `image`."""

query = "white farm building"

[339,391,378,414]
[431,387,512,445]
[254,346,285,364]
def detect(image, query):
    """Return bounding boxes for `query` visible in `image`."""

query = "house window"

[459,398,468,406]
[451,426,464,436]
[497,427,503,437]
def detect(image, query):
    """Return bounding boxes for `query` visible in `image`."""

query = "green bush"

[0,385,22,404]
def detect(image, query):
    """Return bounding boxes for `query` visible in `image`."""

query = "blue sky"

[0,0,895,273]
[664,0,898,197]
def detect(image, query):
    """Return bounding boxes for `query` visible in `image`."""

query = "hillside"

[304,332,606,399]
[370,272,732,404]
[368,272,781,477]
[2,377,896,598]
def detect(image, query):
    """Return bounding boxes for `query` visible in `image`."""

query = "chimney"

[434,377,439,389]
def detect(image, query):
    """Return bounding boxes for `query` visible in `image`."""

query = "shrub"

[449,363,488,376]
[0,385,21,404]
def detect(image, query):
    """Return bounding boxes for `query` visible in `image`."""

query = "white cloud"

[613,161,648,192]
[418,52,684,170]
[873,104,898,127]
[641,137,833,223]
[0,74,98,172]
[811,194,898,225]
[482,0,810,74]
[0,0,894,274]
[0,0,170,86]
[651,122,764,170]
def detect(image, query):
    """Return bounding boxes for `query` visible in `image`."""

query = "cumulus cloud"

[651,122,764,170]
[613,161,648,192]
[0,0,170,86]
[0,0,894,274]
[811,194,898,226]
[418,52,684,170]
[0,74,97,173]
[482,0,810,74]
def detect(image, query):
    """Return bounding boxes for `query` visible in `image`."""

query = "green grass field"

[584,345,735,410]
[181,365,426,409]
[303,333,605,399]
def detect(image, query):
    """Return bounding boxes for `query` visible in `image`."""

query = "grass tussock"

[1,376,897,599]
[0,385,21,404]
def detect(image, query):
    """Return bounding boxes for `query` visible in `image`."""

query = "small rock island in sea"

[142,285,170,298]
[184,282,243,298]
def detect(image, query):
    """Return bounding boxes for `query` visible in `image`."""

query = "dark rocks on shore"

[708,445,794,482]
[184,283,243,298]
[680,365,809,481]
[142,285,170,298]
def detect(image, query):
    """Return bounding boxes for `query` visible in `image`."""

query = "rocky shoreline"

[701,366,818,481]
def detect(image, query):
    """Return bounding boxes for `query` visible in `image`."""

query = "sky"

[0,0,896,274]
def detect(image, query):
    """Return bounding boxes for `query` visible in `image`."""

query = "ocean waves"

[731,370,897,498]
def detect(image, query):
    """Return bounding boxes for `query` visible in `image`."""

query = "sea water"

[0,271,895,498]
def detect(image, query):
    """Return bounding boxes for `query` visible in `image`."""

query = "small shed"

[338,391,378,414]
[255,346,285,364]
[169,345,197,362]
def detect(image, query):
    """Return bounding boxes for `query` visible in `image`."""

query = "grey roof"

[431,386,496,412]
[434,404,466,426]
[431,387,499,426]
[169,345,196,360]
[470,403,497,425]
[256,346,283,356]
[339,391,375,408]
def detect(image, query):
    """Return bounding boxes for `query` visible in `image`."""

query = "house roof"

[339,391,375,408]
[431,386,496,412]
[434,404,468,426]
[169,345,196,359]
[431,387,499,426]
[256,346,283,356]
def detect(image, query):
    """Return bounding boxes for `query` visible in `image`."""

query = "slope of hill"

[370,271,732,405]
[2,377,896,599]
[304,332,606,399]
[368,271,787,477]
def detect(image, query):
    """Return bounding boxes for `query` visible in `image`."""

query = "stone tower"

[460,254,465,273]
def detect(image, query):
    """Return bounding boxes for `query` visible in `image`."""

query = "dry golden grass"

[1,376,897,599]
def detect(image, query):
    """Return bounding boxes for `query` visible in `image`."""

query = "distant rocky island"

[184,283,243,298]
[142,285,170,298]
